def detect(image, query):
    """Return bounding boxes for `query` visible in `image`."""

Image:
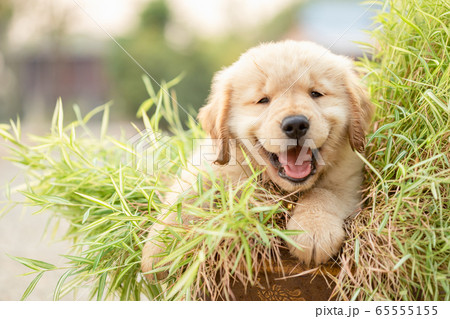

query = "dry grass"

[331,0,449,300]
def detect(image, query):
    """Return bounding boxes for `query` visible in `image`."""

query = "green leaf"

[166,251,204,300]
[82,208,92,224]
[97,272,108,301]
[239,233,253,281]
[51,98,64,137]
[53,269,73,301]
[75,192,117,211]
[269,228,303,251]
[8,255,57,271]
[255,223,270,246]
[21,271,45,300]
[101,103,111,140]
[393,254,412,271]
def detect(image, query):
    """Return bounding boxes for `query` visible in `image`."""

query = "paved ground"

[0,153,72,299]
[0,121,136,300]
[0,122,85,300]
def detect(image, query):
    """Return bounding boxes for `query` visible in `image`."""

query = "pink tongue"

[279,147,312,179]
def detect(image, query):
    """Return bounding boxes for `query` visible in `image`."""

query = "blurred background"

[0,0,376,124]
[0,0,376,300]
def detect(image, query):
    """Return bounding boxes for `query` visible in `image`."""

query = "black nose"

[281,115,309,139]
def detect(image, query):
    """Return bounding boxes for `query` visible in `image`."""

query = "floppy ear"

[197,69,233,165]
[345,71,375,153]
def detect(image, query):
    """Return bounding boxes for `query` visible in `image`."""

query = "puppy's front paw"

[287,212,345,265]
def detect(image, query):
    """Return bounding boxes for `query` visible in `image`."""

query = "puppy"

[142,40,374,279]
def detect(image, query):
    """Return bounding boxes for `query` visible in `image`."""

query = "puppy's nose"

[281,115,309,139]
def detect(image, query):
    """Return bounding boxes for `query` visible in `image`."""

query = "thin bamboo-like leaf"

[75,192,117,211]
[21,271,45,301]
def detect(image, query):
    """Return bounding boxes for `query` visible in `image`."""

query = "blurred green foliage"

[107,0,301,123]
[0,0,13,43]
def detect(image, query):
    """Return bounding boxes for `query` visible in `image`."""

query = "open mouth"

[260,142,318,184]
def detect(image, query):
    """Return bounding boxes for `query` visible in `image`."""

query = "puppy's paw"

[286,212,345,265]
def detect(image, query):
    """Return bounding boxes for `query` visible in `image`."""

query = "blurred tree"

[107,0,302,124]
[0,0,13,47]
[140,0,170,31]
[0,0,79,122]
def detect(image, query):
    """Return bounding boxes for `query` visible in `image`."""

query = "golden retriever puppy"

[142,40,374,278]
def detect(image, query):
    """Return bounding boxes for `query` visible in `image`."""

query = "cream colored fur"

[141,40,374,279]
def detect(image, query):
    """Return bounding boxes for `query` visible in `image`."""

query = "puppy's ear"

[345,71,374,153]
[198,69,232,164]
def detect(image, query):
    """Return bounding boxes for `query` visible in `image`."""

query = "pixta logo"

[127,128,174,175]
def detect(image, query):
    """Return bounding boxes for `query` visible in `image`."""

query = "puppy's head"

[199,40,374,192]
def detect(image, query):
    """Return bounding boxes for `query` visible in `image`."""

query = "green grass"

[335,0,449,300]
[0,80,298,301]
[1,0,449,301]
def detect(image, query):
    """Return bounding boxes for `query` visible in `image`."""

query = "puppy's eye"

[310,91,323,98]
[257,97,270,104]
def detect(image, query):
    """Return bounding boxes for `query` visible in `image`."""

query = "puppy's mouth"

[259,142,318,184]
